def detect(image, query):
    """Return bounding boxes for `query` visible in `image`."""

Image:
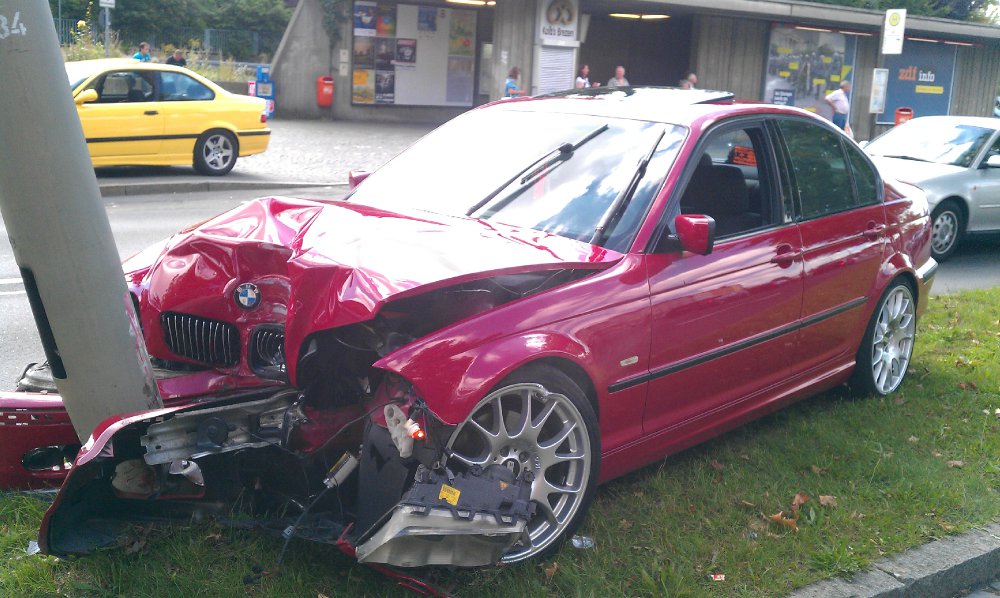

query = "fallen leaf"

[688,504,697,513]
[620,519,633,531]
[124,538,146,555]
[811,465,827,475]
[957,381,978,391]
[946,460,965,468]
[740,499,756,508]
[850,511,866,520]
[933,450,943,457]
[319,594,331,598]
[791,492,810,513]
[940,522,955,532]
[739,453,751,461]
[894,397,906,405]
[819,495,838,508]
[710,459,725,472]
[908,436,919,444]
[544,561,558,581]
[767,511,798,531]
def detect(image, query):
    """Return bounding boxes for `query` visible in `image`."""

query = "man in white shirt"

[607,66,630,88]
[825,80,851,131]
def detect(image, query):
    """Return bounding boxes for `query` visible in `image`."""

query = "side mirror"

[673,214,715,255]
[985,155,1000,168]
[75,88,99,105]
[348,169,371,190]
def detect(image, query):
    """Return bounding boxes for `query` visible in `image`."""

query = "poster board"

[353,2,477,107]
[876,40,955,125]
[763,24,858,122]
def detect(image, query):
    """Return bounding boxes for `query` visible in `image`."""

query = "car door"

[774,118,887,373]
[76,69,164,158]
[157,71,218,158]
[642,120,805,435]
[968,132,1000,232]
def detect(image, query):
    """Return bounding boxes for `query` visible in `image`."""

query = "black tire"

[851,280,916,397]
[447,363,600,563]
[930,200,964,262]
[193,130,238,176]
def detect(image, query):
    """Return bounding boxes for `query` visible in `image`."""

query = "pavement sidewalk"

[96,118,435,197]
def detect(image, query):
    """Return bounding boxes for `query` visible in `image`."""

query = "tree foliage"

[49,0,291,34]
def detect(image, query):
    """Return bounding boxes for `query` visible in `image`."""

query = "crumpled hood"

[132,196,622,384]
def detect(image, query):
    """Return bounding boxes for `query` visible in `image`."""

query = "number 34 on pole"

[0,11,28,40]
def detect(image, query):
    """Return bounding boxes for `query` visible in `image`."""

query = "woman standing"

[575,64,591,88]
[504,67,527,97]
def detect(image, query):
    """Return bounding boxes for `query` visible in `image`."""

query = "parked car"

[65,58,270,175]
[864,115,1000,261]
[0,88,935,575]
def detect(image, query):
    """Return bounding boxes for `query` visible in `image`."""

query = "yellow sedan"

[65,59,270,176]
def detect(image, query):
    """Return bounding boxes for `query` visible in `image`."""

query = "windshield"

[865,120,995,167]
[65,62,95,90]
[348,109,685,250]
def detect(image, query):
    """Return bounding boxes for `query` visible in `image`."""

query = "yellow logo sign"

[889,12,901,26]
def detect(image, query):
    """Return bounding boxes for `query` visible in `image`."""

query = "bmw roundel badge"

[234,283,261,309]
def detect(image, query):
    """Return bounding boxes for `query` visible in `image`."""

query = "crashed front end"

[35,196,617,569]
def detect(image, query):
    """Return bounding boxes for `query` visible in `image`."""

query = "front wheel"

[193,130,238,176]
[447,365,599,563]
[851,281,916,396]
[930,200,963,262]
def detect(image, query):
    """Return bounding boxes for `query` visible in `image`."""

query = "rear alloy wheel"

[447,365,599,563]
[852,281,916,396]
[194,130,237,176]
[930,201,963,262]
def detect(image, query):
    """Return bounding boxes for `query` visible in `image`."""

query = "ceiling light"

[841,31,874,36]
[447,0,486,5]
[795,26,832,32]
[609,13,641,19]
[641,14,670,19]
[907,37,938,43]
[943,40,974,46]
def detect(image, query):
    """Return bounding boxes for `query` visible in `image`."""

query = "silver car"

[865,116,1000,261]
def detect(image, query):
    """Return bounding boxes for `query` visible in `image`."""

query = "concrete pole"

[0,0,162,440]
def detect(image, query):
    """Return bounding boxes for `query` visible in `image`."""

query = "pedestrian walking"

[607,66,630,88]
[504,67,528,98]
[824,80,851,131]
[132,42,151,62]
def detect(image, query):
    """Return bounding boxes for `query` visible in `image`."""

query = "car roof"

[899,115,1000,130]
[487,86,825,127]
[65,58,191,77]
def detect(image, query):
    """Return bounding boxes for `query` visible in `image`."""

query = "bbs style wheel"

[447,365,599,563]
[852,280,916,396]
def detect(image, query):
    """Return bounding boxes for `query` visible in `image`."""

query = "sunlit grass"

[1,289,998,597]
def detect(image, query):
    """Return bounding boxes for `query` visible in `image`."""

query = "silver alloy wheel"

[447,383,591,563]
[931,209,959,256]
[202,133,235,172]
[870,285,915,394]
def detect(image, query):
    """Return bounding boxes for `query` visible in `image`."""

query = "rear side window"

[777,120,855,219]
[845,143,880,206]
[159,72,215,101]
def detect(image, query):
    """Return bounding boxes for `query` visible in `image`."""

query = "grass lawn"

[2,288,998,597]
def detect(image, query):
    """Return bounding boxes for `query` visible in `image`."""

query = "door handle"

[144,110,159,115]
[770,243,800,267]
[863,223,886,240]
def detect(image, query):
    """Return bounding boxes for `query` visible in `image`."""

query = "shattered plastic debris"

[710,573,726,581]
[26,540,40,555]
[570,535,594,549]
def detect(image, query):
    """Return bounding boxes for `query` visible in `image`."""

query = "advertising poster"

[375,38,395,69]
[353,69,375,104]
[877,41,955,125]
[353,1,376,37]
[449,11,475,57]
[395,39,417,65]
[446,56,474,104]
[418,6,438,32]
[377,4,396,37]
[376,70,396,104]
[764,24,857,121]
[353,36,375,68]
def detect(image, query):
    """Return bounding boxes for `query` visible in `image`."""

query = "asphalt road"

[1,186,998,389]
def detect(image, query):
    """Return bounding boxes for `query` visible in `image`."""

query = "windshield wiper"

[465,124,609,217]
[880,154,929,162]
[589,128,666,245]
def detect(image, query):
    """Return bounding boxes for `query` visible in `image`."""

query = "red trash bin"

[316,76,335,108]
[894,107,913,126]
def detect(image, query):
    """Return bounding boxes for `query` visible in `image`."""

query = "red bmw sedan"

[3,88,935,572]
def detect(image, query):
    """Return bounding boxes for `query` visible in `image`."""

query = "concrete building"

[271,0,1000,139]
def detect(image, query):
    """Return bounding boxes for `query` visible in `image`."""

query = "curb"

[99,179,347,198]
[789,523,1000,597]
